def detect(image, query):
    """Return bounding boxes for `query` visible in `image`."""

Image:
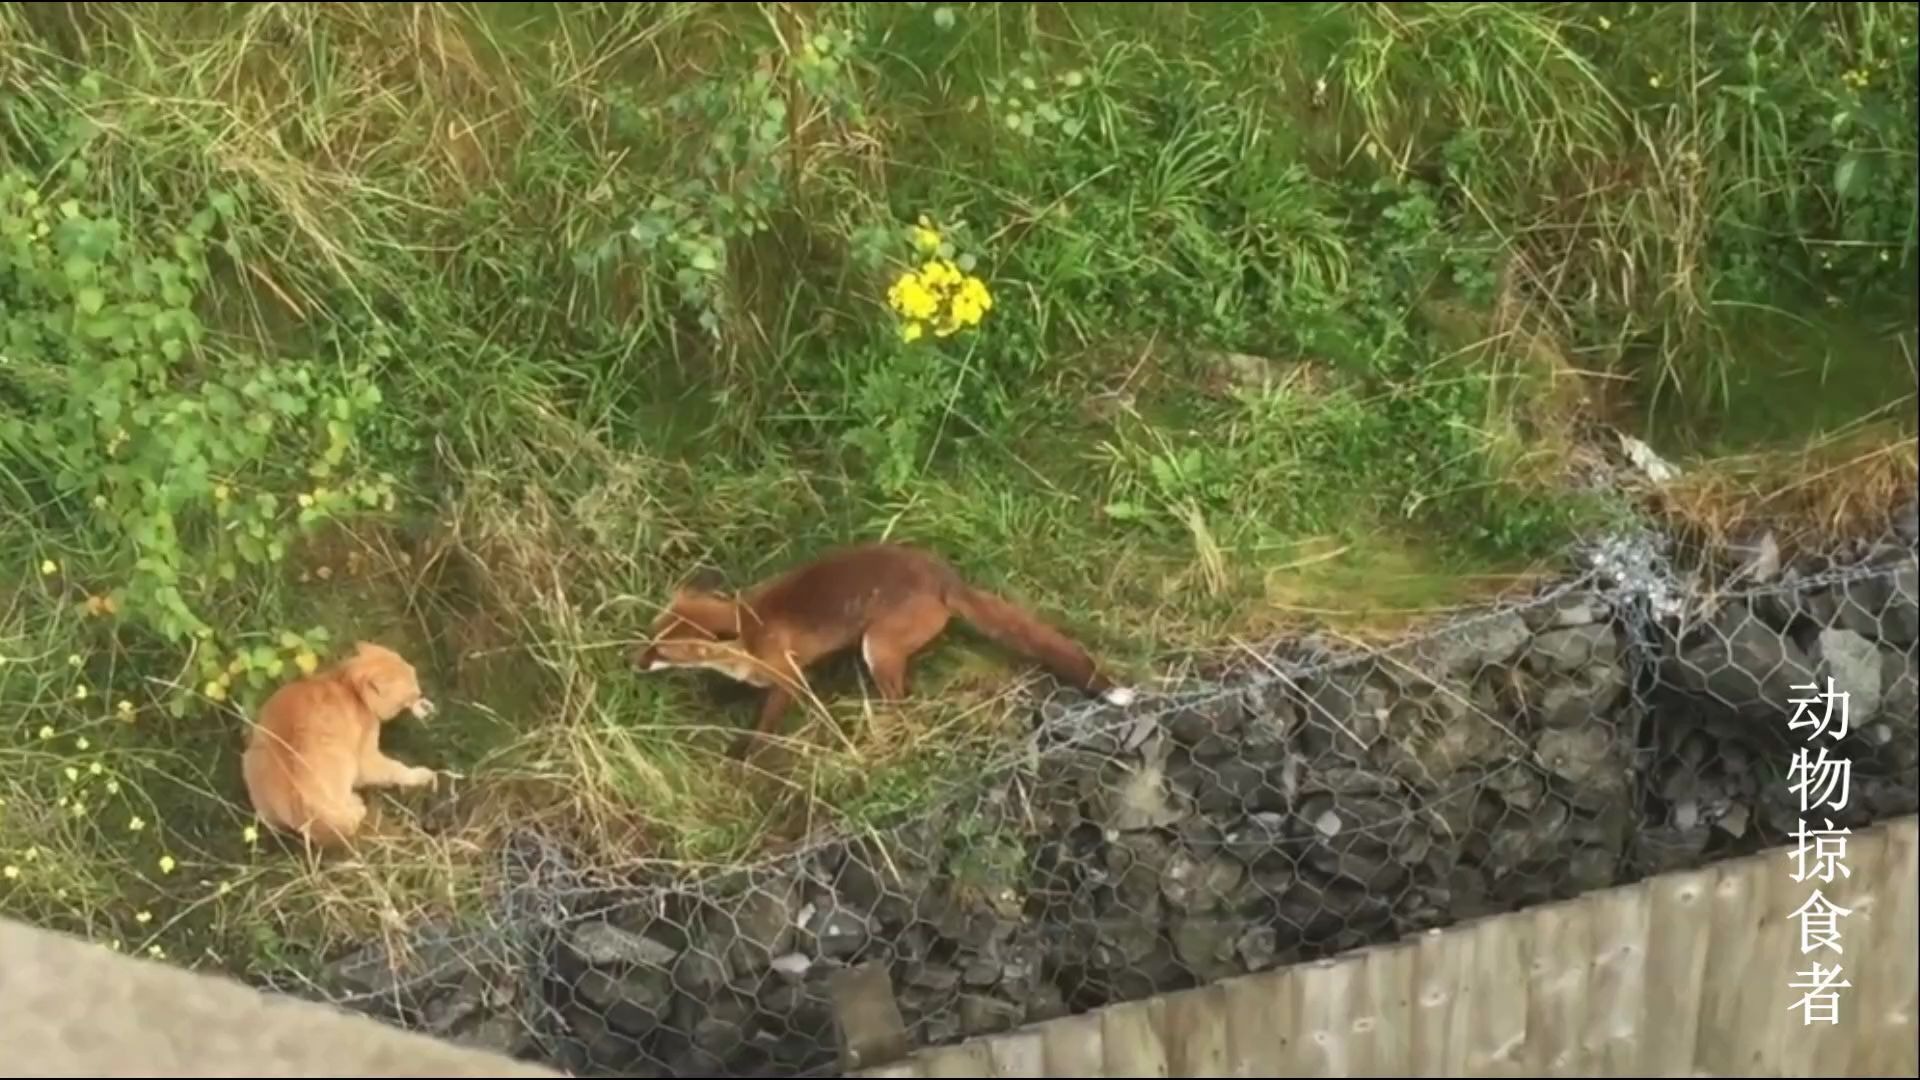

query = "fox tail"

[943,582,1136,707]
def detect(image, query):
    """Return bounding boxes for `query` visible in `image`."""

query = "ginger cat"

[633,542,1136,757]
[240,641,441,848]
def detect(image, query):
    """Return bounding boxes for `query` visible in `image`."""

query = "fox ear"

[664,591,741,638]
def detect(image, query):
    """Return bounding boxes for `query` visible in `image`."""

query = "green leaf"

[1834,153,1867,199]
[76,286,106,315]
[932,5,955,29]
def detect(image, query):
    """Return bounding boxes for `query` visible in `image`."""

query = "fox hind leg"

[861,597,952,701]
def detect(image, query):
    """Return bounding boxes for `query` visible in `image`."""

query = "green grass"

[0,1,1914,981]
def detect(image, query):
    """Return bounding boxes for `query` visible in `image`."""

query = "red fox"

[631,542,1137,755]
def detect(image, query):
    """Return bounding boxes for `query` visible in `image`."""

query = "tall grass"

[1,1,1913,976]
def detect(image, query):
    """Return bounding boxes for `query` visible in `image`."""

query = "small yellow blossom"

[159,855,177,875]
[135,910,152,924]
[148,944,165,960]
[89,761,103,776]
[118,699,136,720]
[1648,74,1662,88]
[204,679,227,703]
[295,650,320,676]
[67,654,83,668]
[242,825,260,845]
[73,684,89,701]
[38,725,54,741]
[886,251,994,343]
[129,815,146,833]
[64,767,79,783]
[41,559,59,576]
[3,865,18,880]
[76,736,90,751]
[1598,14,1612,29]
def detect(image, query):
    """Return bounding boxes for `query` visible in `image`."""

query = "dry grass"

[1651,415,1918,569]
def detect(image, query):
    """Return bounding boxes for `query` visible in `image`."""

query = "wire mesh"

[260,517,1919,1078]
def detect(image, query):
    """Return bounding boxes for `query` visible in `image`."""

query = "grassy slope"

[0,1,1914,977]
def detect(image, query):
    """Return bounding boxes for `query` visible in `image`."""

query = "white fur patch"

[861,634,875,675]
[1103,686,1138,707]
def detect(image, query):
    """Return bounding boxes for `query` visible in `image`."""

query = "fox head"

[631,590,777,688]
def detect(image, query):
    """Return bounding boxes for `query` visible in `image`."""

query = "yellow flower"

[89,761,103,776]
[135,910,152,924]
[204,679,227,703]
[118,700,136,721]
[1598,14,1612,29]
[41,559,58,576]
[919,258,962,290]
[1648,74,1662,88]
[158,855,176,875]
[887,273,940,321]
[242,825,260,845]
[148,944,165,960]
[128,815,146,833]
[295,650,319,676]
[73,684,89,701]
[76,736,90,751]
[38,725,54,741]
[900,320,925,343]
[2,865,18,880]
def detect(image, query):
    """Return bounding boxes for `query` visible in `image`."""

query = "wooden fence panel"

[1638,864,1715,1075]
[1847,820,1918,1078]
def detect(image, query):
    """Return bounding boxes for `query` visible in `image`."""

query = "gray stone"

[959,994,1025,1038]
[802,902,871,961]
[1537,659,1630,729]
[1527,625,1617,674]
[1813,628,1884,722]
[569,922,678,971]
[1409,613,1533,676]
[1668,602,1820,717]
[1170,916,1242,982]
[1535,726,1629,807]
[1160,849,1248,914]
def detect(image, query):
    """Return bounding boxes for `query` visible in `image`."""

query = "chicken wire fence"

[266,521,1919,1078]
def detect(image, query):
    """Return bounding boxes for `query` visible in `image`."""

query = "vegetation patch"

[0,1,1912,980]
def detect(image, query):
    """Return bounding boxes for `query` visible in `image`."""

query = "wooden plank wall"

[854,814,1919,1078]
